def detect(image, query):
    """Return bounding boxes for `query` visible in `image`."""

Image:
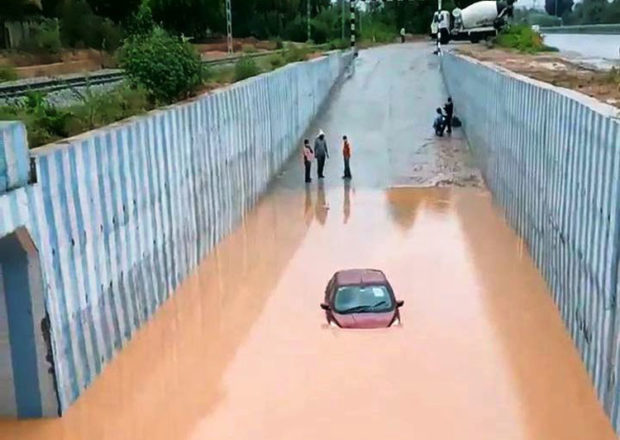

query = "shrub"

[268,54,286,69]
[272,37,284,49]
[242,44,258,54]
[0,65,18,82]
[360,21,397,43]
[59,0,122,50]
[0,86,152,148]
[283,15,307,42]
[67,85,150,132]
[0,91,73,147]
[125,4,155,38]
[119,27,205,104]
[496,24,552,53]
[234,56,261,81]
[209,66,235,85]
[284,45,310,63]
[327,39,348,50]
[310,8,340,44]
[21,19,62,54]
[95,18,122,52]
[59,0,95,47]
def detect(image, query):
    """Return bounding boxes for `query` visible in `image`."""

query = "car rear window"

[333,285,393,314]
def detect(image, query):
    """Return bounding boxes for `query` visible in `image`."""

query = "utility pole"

[307,0,311,42]
[226,0,233,54]
[350,1,356,51]
[341,0,345,41]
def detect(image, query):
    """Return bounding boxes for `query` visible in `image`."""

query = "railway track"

[0,48,321,101]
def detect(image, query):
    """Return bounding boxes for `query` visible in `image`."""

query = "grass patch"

[271,37,284,49]
[327,39,348,50]
[234,56,261,81]
[242,44,258,54]
[0,86,151,148]
[284,45,310,63]
[0,45,336,148]
[604,67,620,85]
[268,54,286,69]
[0,65,18,82]
[360,21,397,44]
[496,24,556,54]
[209,66,235,84]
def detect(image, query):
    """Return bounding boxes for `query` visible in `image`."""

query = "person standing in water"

[342,135,352,179]
[314,130,329,179]
[302,139,314,183]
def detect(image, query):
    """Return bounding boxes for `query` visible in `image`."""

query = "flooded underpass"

[0,43,616,440]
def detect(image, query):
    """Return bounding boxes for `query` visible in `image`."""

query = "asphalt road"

[0,42,614,440]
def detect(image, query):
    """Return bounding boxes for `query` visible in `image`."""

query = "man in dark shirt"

[314,130,329,179]
[444,97,454,134]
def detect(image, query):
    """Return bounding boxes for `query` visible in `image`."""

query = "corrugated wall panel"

[0,50,353,416]
[441,52,620,433]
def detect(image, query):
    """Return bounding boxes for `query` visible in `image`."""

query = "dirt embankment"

[456,45,620,108]
[0,49,116,78]
[0,38,278,80]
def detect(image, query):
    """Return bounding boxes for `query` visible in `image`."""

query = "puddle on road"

[0,187,614,440]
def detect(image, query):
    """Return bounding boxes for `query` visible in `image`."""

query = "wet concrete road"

[0,43,615,440]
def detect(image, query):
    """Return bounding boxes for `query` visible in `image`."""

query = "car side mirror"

[320,303,331,311]
[396,300,404,308]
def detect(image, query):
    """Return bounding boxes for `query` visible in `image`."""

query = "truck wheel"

[469,35,480,44]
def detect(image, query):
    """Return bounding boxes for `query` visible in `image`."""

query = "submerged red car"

[321,269,404,329]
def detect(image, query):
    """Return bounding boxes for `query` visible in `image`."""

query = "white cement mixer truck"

[431,0,516,44]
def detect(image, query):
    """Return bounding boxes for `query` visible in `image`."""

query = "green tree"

[568,0,620,24]
[41,0,63,17]
[1,0,41,20]
[86,0,141,23]
[545,0,574,17]
[150,0,224,38]
[119,26,204,103]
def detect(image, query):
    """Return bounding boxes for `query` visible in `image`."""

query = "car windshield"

[333,285,394,314]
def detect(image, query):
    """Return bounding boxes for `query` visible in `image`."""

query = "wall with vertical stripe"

[441,52,620,432]
[0,50,353,417]
[0,122,29,195]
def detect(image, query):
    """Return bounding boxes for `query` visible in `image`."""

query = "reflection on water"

[343,180,352,224]
[315,180,328,225]
[0,187,614,440]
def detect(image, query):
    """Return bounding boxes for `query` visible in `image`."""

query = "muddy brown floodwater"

[0,43,615,440]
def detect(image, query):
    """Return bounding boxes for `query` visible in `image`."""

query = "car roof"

[334,269,388,286]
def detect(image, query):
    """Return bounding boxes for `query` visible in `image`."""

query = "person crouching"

[433,108,446,136]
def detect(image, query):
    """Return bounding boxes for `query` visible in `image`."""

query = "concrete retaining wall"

[0,122,29,194]
[441,52,620,430]
[0,50,353,417]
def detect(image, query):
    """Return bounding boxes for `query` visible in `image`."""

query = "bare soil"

[457,45,620,108]
[195,37,277,56]
[0,38,277,79]
[0,49,116,78]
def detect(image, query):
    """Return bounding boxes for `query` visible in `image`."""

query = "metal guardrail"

[0,45,331,100]
[539,24,620,35]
